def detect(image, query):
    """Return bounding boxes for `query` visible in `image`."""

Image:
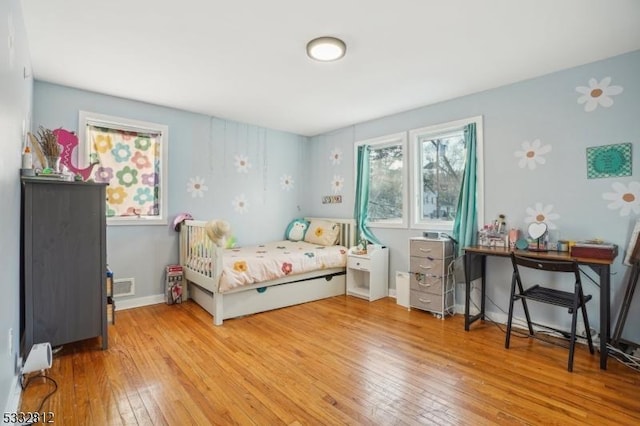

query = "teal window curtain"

[452,123,478,256]
[354,145,381,245]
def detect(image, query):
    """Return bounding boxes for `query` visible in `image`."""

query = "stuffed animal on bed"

[205,219,233,248]
[285,218,309,241]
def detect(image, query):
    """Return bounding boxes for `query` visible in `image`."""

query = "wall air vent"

[113,278,135,297]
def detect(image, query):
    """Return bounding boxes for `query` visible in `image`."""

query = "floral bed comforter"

[218,240,347,292]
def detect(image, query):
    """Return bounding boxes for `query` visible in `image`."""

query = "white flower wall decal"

[602,181,640,216]
[524,203,560,230]
[186,176,208,198]
[330,147,342,165]
[234,154,252,173]
[576,77,623,112]
[232,194,249,214]
[280,174,294,191]
[331,175,344,194]
[514,139,552,170]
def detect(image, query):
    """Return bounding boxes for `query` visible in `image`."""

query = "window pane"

[368,144,403,223]
[419,132,466,222]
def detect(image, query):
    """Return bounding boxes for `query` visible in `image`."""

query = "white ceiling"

[21,0,640,137]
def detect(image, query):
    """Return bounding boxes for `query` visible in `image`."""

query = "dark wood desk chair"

[505,253,595,372]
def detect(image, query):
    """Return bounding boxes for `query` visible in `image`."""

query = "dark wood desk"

[463,246,615,369]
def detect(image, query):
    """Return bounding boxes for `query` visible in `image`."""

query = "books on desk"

[570,241,618,260]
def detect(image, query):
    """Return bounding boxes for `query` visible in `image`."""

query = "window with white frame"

[355,132,408,228]
[78,111,169,226]
[409,116,483,230]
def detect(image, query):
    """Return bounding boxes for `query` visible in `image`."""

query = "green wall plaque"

[586,143,632,179]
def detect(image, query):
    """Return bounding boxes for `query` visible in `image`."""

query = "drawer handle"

[419,265,433,270]
[419,248,432,253]
[417,281,432,287]
[418,297,432,303]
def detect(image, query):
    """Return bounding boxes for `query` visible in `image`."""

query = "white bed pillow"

[304,220,340,246]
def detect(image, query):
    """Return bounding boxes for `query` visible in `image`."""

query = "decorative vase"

[45,155,61,173]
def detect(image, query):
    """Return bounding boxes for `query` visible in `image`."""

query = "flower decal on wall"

[514,139,552,170]
[576,77,623,112]
[330,147,342,165]
[331,175,344,194]
[234,154,252,173]
[232,194,249,214]
[280,174,294,191]
[187,176,208,198]
[602,181,640,216]
[524,202,560,230]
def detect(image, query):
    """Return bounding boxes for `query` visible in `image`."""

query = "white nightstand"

[346,247,389,301]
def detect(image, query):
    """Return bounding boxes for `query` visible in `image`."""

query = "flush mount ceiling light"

[306,36,346,62]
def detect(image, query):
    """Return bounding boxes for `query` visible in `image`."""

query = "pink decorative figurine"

[53,128,98,180]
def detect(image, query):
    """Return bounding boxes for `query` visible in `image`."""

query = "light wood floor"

[20,296,640,425]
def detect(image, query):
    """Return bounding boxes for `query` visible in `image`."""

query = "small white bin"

[396,271,410,310]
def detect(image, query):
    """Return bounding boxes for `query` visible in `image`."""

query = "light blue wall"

[307,50,640,343]
[0,0,32,412]
[24,38,640,348]
[34,82,308,304]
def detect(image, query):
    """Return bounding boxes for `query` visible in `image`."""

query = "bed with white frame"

[179,217,356,325]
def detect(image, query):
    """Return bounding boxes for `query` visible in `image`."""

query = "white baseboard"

[115,294,165,311]
[4,374,22,416]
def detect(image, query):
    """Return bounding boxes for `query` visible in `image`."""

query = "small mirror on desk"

[527,222,548,252]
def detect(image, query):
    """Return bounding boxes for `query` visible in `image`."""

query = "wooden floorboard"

[20,296,640,425]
